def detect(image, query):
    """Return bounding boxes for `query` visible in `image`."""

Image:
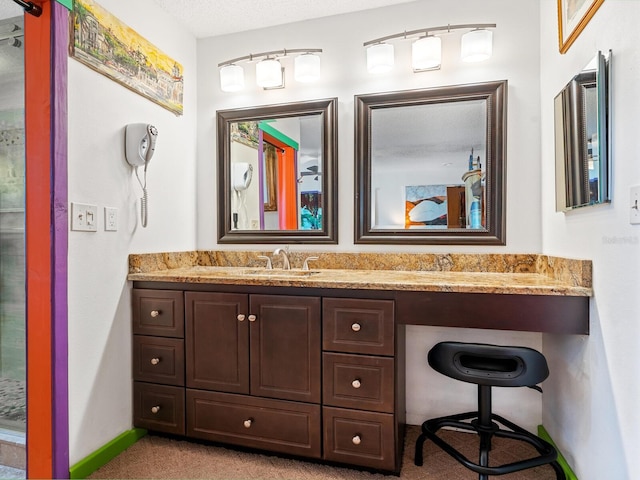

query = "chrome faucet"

[273,247,291,270]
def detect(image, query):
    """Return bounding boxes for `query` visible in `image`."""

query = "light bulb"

[366,43,394,74]
[294,53,321,83]
[412,35,441,71]
[219,64,244,92]
[461,29,493,62]
[256,58,283,88]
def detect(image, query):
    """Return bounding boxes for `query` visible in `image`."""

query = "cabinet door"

[185,292,249,394]
[249,295,321,403]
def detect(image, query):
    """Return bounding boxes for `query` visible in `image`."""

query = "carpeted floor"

[89,425,559,479]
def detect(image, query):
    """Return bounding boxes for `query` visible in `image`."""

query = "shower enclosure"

[0,8,26,440]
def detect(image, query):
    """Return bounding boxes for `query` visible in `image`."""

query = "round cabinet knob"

[351,379,361,389]
[151,405,161,414]
[243,419,253,428]
[248,315,257,322]
[351,323,361,332]
[352,435,361,445]
[150,310,160,318]
[237,314,246,322]
[150,357,160,365]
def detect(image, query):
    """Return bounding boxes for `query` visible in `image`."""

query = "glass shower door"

[0,9,26,439]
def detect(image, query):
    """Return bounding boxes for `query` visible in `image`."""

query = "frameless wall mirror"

[217,98,338,243]
[554,50,611,212]
[355,80,507,245]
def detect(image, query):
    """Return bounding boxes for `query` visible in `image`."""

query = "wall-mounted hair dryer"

[125,123,158,228]
[232,162,253,191]
[126,123,157,167]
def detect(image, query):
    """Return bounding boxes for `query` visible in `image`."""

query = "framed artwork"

[405,185,448,228]
[557,0,604,54]
[70,0,184,115]
[300,191,322,230]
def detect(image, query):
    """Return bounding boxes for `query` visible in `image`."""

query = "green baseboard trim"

[538,425,578,480]
[69,428,147,479]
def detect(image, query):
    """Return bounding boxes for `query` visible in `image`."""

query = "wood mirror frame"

[217,98,338,244]
[554,50,611,212]
[354,80,507,245]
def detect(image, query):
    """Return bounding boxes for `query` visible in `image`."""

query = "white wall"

[196,0,546,432]
[196,0,542,253]
[67,0,197,464]
[539,1,640,478]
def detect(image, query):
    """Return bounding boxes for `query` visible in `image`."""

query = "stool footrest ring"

[415,412,565,478]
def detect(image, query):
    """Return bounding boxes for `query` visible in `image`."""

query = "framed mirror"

[217,98,338,244]
[355,80,507,245]
[554,50,611,212]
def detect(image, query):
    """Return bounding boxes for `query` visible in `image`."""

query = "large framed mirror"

[217,98,338,244]
[355,80,507,245]
[554,50,611,212]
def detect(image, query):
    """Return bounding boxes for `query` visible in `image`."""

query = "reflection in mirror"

[218,98,337,244]
[554,50,611,212]
[355,81,507,245]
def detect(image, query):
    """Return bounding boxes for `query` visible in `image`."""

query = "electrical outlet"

[631,185,640,225]
[71,202,98,232]
[105,207,118,231]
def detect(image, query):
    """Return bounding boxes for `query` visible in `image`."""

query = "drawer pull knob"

[243,419,253,428]
[150,357,160,365]
[352,435,361,445]
[150,310,160,318]
[351,379,361,389]
[151,405,161,414]
[351,323,361,332]
[237,314,246,322]
[248,315,257,322]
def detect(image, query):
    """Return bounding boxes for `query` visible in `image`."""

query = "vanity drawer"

[323,353,394,413]
[132,289,184,338]
[186,390,321,459]
[323,406,396,472]
[133,382,185,435]
[133,336,185,386]
[323,298,394,356]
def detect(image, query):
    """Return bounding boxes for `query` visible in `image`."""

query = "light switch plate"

[70,202,98,232]
[631,185,640,225]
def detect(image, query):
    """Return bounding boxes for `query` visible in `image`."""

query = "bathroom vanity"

[128,251,591,473]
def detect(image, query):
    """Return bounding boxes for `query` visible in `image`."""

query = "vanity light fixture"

[218,48,323,92]
[364,23,496,73]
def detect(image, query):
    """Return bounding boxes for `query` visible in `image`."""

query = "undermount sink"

[241,268,321,277]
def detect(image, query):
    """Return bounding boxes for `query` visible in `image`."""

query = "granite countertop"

[128,251,593,297]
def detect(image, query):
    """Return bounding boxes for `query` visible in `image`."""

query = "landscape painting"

[70,0,184,115]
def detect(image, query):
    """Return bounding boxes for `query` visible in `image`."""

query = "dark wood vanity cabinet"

[132,289,185,435]
[321,298,402,472]
[183,291,322,456]
[184,292,321,402]
[132,286,403,473]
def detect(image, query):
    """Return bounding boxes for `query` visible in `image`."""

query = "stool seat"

[428,341,550,388]
[415,342,565,480]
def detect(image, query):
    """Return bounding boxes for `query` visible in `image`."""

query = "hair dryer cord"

[135,166,148,228]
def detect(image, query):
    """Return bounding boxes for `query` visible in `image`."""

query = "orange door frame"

[24,0,69,478]
[263,133,298,229]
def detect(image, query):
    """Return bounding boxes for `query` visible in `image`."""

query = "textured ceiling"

[151,0,417,38]
[0,1,22,21]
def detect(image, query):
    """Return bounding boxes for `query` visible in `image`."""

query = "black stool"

[414,342,565,479]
